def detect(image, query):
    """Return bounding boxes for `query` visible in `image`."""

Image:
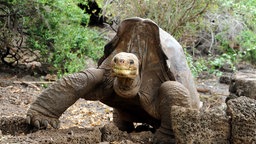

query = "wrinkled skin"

[26,17,202,144]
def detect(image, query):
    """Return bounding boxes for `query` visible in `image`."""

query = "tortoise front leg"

[26,68,105,129]
[155,81,192,144]
[113,109,135,132]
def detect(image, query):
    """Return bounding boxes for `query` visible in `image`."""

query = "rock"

[220,63,234,73]
[236,62,255,71]
[25,61,42,69]
[219,73,232,84]
[0,116,36,135]
[101,123,154,143]
[227,96,256,143]
[129,131,153,143]
[30,127,102,144]
[0,123,102,144]
[101,123,130,142]
[171,106,230,144]
[0,117,154,143]
[44,74,57,81]
[229,70,256,100]
[84,56,97,68]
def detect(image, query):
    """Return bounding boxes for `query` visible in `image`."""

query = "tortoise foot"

[153,128,176,144]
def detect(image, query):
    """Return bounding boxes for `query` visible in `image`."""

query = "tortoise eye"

[130,60,134,64]
[114,57,118,63]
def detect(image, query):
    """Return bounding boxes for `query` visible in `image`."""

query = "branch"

[0,14,15,17]
[172,1,209,34]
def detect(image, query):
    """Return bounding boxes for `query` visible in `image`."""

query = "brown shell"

[98,17,201,109]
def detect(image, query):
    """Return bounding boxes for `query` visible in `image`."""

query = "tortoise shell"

[98,17,201,109]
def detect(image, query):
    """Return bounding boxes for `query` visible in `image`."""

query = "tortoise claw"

[42,120,49,128]
[26,116,31,124]
[51,120,60,129]
[34,120,40,128]
[27,108,60,129]
[56,122,60,129]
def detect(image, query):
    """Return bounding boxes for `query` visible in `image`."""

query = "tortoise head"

[111,52,139,79]
[111,52,140,98]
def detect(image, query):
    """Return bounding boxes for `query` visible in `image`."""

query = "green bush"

[103,0,210,37]
[213,0,255,59]
[184,49,208,77]
[1,0,106,76]
[237,30,256,64]
[189,0,256,76]
[25,0,106,75]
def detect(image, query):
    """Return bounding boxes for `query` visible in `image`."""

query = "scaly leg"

[112,109,135,132]
[154,81,192,144]
[26,68,105,129]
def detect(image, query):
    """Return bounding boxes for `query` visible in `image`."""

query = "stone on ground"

[171,106,230,144]
[229,70,256,100]
[227,96,256,143]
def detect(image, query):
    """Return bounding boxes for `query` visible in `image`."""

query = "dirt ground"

[0,63,240,144]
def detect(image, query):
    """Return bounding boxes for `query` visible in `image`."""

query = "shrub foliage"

[0,0,106,75]
[1,0,255,77]
[103,0,210,37]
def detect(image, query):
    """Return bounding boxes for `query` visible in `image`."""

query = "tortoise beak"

[111,52,139,79]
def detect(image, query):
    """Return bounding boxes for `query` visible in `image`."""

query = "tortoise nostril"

[119,59,125,63]
[130,60,134,65]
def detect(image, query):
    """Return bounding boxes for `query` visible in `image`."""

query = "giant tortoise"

[26,17,202,143]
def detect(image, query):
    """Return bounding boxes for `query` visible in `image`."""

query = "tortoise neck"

[113,76,141,98]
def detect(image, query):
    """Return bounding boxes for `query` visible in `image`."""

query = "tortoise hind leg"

[155,81,192,144]
[113,109,135,133]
